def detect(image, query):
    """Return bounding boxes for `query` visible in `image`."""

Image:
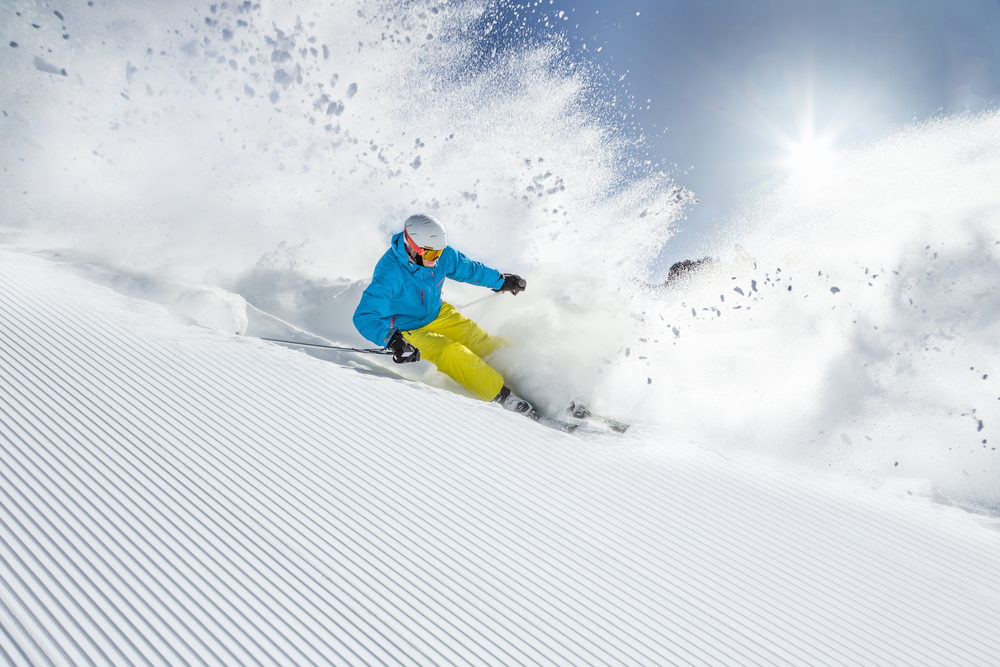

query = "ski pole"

[457,292,499,309]
[259,337,392,355]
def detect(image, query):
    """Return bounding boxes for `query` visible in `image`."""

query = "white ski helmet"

[403,213,448,258]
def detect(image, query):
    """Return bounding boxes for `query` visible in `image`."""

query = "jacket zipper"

[420,289,424,306]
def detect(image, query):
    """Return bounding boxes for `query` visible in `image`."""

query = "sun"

[762,78,846,194]
[784,135,835,174]
[778,130,838,196]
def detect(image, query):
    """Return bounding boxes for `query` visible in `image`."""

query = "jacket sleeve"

[446,248,505,289]
[353,266,401,346]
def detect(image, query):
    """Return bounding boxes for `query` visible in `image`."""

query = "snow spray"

[593,113,1000,514]
[2,1,998,513]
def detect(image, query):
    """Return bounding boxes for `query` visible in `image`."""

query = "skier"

[353,214,536,418]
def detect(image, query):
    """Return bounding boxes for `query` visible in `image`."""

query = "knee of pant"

[479,335,511,358]
[436,340,475,367]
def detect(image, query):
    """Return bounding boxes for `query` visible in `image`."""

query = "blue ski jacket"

[353,232,505,346]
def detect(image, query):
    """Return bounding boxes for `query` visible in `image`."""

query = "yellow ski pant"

[401,302,509,402]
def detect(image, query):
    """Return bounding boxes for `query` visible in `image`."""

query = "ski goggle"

[404,231,444,261]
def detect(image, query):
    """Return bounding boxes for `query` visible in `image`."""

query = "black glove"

[387,330,420,363]
[494,273,527,295]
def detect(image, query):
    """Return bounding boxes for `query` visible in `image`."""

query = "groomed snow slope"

[1,248,999,667]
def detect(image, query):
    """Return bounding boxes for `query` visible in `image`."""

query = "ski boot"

[493,385,541,421]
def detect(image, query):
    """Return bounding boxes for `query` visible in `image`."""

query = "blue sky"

[528,0,1000,264]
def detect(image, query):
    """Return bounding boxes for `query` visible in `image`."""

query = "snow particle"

[830,287,841,294]
[33,57,68,76]
[647,378,652,384]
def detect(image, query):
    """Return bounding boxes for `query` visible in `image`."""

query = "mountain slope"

[1,249,999,666]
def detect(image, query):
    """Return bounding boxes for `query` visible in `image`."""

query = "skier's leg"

[421,302,511,359]
[402,328,505,402]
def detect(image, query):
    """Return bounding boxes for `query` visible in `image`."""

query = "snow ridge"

[1,250,999,666]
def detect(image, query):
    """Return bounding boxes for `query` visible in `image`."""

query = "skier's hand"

[387,330,421,363]
[494,273,527,295]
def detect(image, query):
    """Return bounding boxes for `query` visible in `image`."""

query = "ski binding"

[566,401,630,433]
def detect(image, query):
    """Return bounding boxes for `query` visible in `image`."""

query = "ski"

[522,408,579,434]
[566,401,630,433]
[536,415,580,434]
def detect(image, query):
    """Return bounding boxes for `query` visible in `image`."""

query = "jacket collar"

[391,232,424,273]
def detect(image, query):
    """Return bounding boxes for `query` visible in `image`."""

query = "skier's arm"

[445,247,505,290]
[353,271,403,346]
